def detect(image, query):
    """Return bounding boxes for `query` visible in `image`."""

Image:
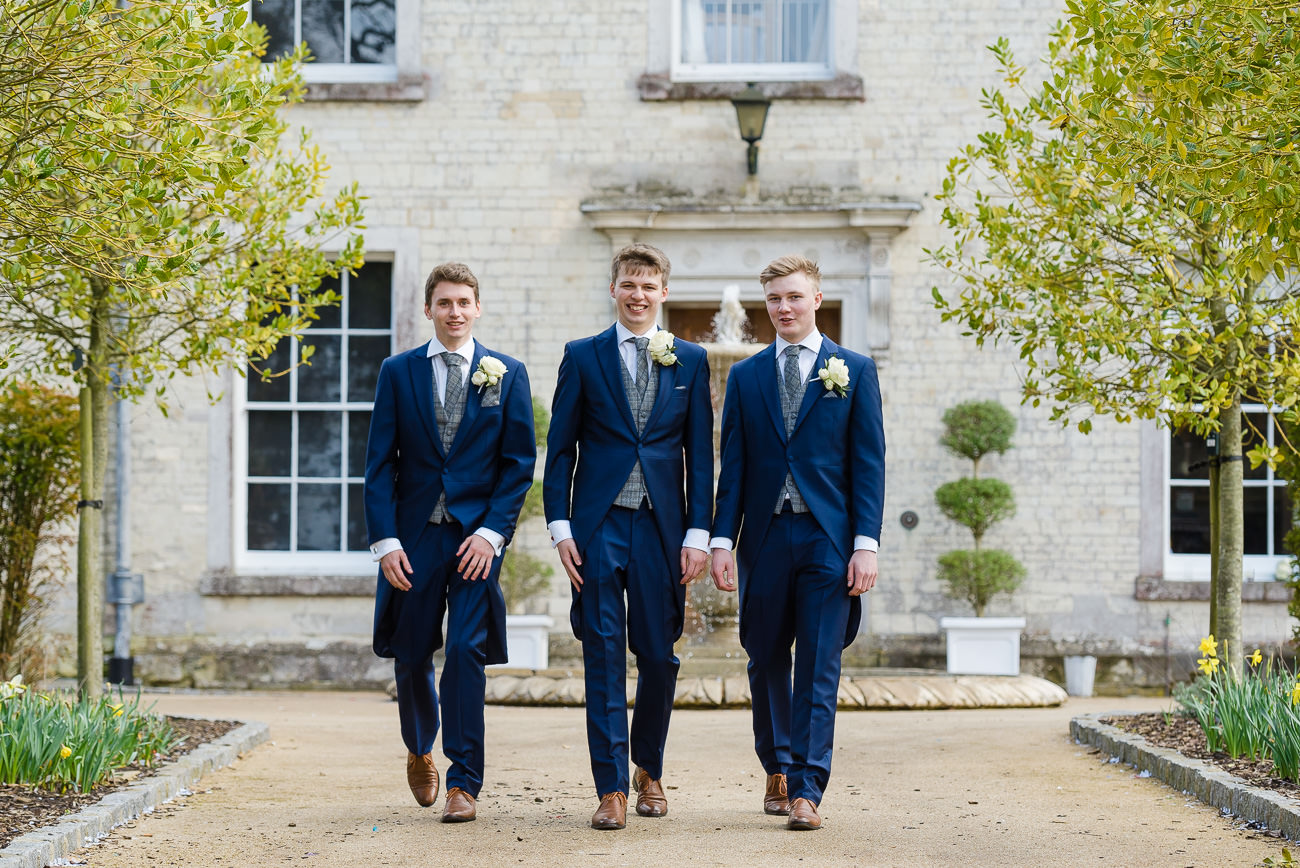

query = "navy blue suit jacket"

[543,325,713,638]
[365,340,536,665]
[712,336,885,647]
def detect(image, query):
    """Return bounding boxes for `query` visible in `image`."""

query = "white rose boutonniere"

[647,330,681,367]
[470,356,508,405]
[817,356,850,398]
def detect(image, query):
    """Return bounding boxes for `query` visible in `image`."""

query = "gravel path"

[63,692,1289,867]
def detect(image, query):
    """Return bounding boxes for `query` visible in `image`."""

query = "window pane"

[731,2,765,63]
[247,338,291,403]
[348,411,371,477]
[299,335,341,403]
[301,0,345,63]
[1169,429,1209,480]
[782,0,827,62]
[312,274,342,329]
[1279,486,1295,556]
[297,483,341,551]
[347,482,369,550]
[248,483,291,550]
[348,335,389,402]
[298,411,342,478]
[1170,485,1210,554]
[248,411,292,477]
[351,0,396,64]
[252,0,296,60]
[349,262,393,329]
[1243,413,1269,480]
[1244,487,1269,554]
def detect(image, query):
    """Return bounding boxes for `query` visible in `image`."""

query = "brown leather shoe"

[787,797,822,830]
[632,767,668,817]
[406,752,439,807]
[764,773,790,815]
[441,787,477,823]
[591,792,627,830]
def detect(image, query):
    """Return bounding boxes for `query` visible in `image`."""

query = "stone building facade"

[46,0,1294,692]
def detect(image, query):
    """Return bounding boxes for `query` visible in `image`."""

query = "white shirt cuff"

[547,520,573,547]
[709,537,734,552]
[370,537,402,562]
[854,535,879,553]
[474,527,506,557]
[682,528,710,552]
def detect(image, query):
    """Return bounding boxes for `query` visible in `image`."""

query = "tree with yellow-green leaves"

[0,0,365,697]
[929,1,1300,679]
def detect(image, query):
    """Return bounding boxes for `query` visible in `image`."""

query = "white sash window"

[674,0,833,82]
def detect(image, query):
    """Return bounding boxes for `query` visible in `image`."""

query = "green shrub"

[0,679,177,793]
[939,400,1015,471]
[0,383,79,679]
[936,550,1026,618]
[935,478,1015,540]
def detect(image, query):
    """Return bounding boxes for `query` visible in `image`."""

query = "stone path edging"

[1071,712,1300,840]
[0,719,269,868]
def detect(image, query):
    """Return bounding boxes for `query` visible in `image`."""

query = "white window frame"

[233,257,395,575]
[1163,406,1292,582]
[248,0,420,85]
[670,0,838,82]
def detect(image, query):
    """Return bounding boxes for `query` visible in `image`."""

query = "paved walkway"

[67,691,1286,867]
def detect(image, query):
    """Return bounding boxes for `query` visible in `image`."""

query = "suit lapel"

[642,341,677,432]
[596,325,637,434]
[446,341,484,457]
[753,343,786,444]
[407,343,444,457]
[790,336,835,438]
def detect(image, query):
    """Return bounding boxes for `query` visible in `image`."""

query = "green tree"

[0,0,365,696]
[929,5,1300,677]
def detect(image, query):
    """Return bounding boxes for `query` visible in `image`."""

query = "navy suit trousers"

[390,520,496,798]
[574,504,679,796]
[742,510,851,806]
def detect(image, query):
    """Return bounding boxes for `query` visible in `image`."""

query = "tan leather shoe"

[406,752,439,808]
[632,767,668,817]
[441,787,477,823]
[764,773,790,815]
[591,791,627,830]
[787,797,822,830]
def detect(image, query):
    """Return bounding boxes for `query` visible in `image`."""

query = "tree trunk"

[1208,461,1219,640]
[75,284,111,700]
[1213,395,1244,679]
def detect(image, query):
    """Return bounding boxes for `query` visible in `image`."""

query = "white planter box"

[939,616,1026,676]
[491,614,554,670]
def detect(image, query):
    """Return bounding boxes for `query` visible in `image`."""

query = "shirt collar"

[615,321,659,344]
[427,336,475,363]
[775,331,822,358]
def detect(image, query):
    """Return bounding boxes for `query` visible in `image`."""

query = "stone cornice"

[580,195,922,235]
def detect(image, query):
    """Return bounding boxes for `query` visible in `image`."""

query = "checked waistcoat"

[429,351,467,524]
[613,336,657,509]
[774,345,809,514]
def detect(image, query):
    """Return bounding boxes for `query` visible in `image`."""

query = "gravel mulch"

[1103,712,1300,802]
[0,716,239,850]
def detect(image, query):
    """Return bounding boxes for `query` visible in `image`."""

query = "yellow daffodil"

[1249,649,1263,666]
[59,744,72,759]
[1198,635,1218,657]
[1291,682,1300,706]
[1197,656,1220,676]
[108,703,124,717]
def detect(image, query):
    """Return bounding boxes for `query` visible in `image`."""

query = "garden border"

[0,719,268,868]
[1072,712,1300,840]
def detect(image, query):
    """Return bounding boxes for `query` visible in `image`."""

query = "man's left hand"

[457,534,496,581]
[680,547,707,585]
[847,550,878,596]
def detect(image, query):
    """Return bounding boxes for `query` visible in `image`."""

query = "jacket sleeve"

[543,344,582,525]
[481,362,538,545]
[710,364,745,542]
[683,347,714,533]
[849,357,886,541]
[364,358,400,544]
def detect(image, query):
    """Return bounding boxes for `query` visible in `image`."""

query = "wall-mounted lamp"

[730,82,771,175]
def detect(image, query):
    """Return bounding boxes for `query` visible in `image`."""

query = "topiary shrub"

[935,400,1024,617]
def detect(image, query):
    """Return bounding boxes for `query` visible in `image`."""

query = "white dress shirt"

[708,330,879,555]
[547,322,710,553]
[369,337,508,561]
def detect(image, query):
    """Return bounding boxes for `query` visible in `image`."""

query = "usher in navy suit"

[365,339,535,799]
[543,324,712,798]
[712,335,885,807]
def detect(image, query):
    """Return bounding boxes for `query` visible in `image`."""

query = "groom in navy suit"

[544,243,713,830]
[710,254,886,831]
[365,262,536,824]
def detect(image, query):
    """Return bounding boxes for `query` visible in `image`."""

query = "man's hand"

[380,549,414,591]
[847,550,878,596]
[456,534,496,581]
[556,538,584,590]
[680,547,707,585]
[710,548,737,592]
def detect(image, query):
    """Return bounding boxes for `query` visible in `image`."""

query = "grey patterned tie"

[776,345,808,514]
[634,336,649,396]
[429,352,466,524]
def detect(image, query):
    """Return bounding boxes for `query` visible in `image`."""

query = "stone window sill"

[637,72,863,102]
[303,77,426,102]
[1135,576,1292,603]
[200,572,372,597]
